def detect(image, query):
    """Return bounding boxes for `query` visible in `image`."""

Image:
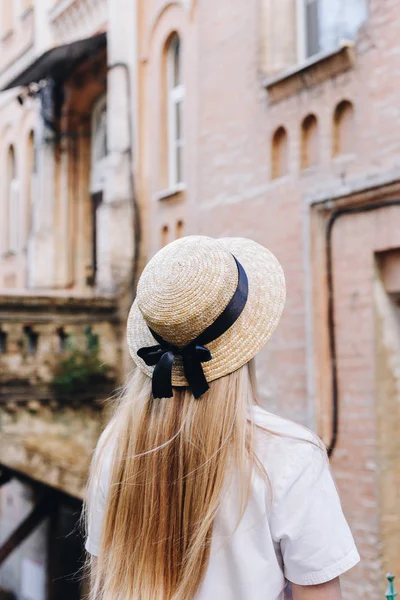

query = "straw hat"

[127,236,285,394]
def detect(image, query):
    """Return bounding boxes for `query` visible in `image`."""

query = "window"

[271,127,289,180]
[297,0,368,61]
[91,95,107,194]
[301,114,319,169]
[91,95,107,168]
[23,325,38,355]
[89,191,103,286]
[333,100,355,157]
[26,131,37,244]
[0,329,7,354]
[6,145,20,253]
[176,220,184,239]
[57,327,69,353]
[167,34,184,187]
[161,225,169,247]
[89,95,107,285]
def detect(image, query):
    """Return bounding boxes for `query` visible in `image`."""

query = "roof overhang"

[1,32,106,91]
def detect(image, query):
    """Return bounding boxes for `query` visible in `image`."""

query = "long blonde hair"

[83,360,264,600]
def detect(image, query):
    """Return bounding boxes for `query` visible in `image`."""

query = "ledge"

[305,169,400,207]
[264,42,356,104]
[0,293,118,321]
[155,182,186,202]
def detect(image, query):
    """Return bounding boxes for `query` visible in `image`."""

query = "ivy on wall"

[52,327,109,399]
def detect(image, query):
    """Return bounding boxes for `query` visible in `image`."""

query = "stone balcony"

[0,293,121,499]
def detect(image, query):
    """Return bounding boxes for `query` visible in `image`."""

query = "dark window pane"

[23,326,38,355]
[175,101,182,141]
[176,145,183,184]
[173,37,181,86]
[306,0,320,57]
[0,330,7,354]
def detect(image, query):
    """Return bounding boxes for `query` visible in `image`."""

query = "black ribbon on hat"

[137,256,249,399]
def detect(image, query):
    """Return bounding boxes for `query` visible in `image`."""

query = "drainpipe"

[326,199,400,457]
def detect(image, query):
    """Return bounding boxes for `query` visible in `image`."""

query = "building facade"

[0,1,134,598]
[0,0,400,598]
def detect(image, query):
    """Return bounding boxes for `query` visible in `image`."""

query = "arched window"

[26,130,37,244]
[6,145,20,253]
[301,114,319,170]
[333,100,355,157]
[176,220,184,239]
[89,95,107,285]
[161,225,169,247]
[167,34,184,187]
[91,94,107,193]
[91,94,107,169]
[271,126,289,180]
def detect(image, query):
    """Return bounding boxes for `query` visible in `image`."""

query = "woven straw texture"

[127,236,286,386]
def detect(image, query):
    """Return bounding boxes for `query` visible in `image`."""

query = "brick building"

[0,0,399,598]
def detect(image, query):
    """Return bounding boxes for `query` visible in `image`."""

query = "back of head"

[88,363,257,600]
[84,236,285,600]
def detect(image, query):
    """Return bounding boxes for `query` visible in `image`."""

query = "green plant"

[52,327,109,398]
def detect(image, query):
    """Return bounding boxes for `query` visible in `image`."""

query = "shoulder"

[250,405,321,447]
[250,405,327,483]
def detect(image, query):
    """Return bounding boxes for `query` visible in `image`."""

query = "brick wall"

[138,0,400,596]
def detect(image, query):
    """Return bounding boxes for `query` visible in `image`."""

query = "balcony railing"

[0,293,120,497]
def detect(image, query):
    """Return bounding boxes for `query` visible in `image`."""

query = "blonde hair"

[83,360,265,600]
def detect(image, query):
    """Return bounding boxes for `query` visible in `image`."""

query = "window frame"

[296,0,308,63]
[297,0,320,63]
[6,145,20,254]
[27,130,38,245]
[297,0,368,64]
[167,34,185,189]
[9,177,20,253]
[90,93,108,194]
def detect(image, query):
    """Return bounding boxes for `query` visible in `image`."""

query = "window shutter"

[305,0,320,57]
[9,178,20,252]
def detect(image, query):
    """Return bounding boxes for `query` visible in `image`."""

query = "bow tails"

[137,342,212,399]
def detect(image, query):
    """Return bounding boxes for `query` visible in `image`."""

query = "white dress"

[85,406,360,599]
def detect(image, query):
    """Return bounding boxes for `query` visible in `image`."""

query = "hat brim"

[127,237,286,386]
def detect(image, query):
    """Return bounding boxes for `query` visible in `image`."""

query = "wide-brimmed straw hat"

[127,236,285,398]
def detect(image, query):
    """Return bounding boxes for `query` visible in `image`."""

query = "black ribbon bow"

[137,335,212,399]
[137,256,249,399]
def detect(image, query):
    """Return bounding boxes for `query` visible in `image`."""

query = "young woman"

[84,236,360,600]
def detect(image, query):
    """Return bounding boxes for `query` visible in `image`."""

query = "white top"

[85,406,360,599]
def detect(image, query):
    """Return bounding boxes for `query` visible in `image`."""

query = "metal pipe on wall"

[325,199,400,456]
